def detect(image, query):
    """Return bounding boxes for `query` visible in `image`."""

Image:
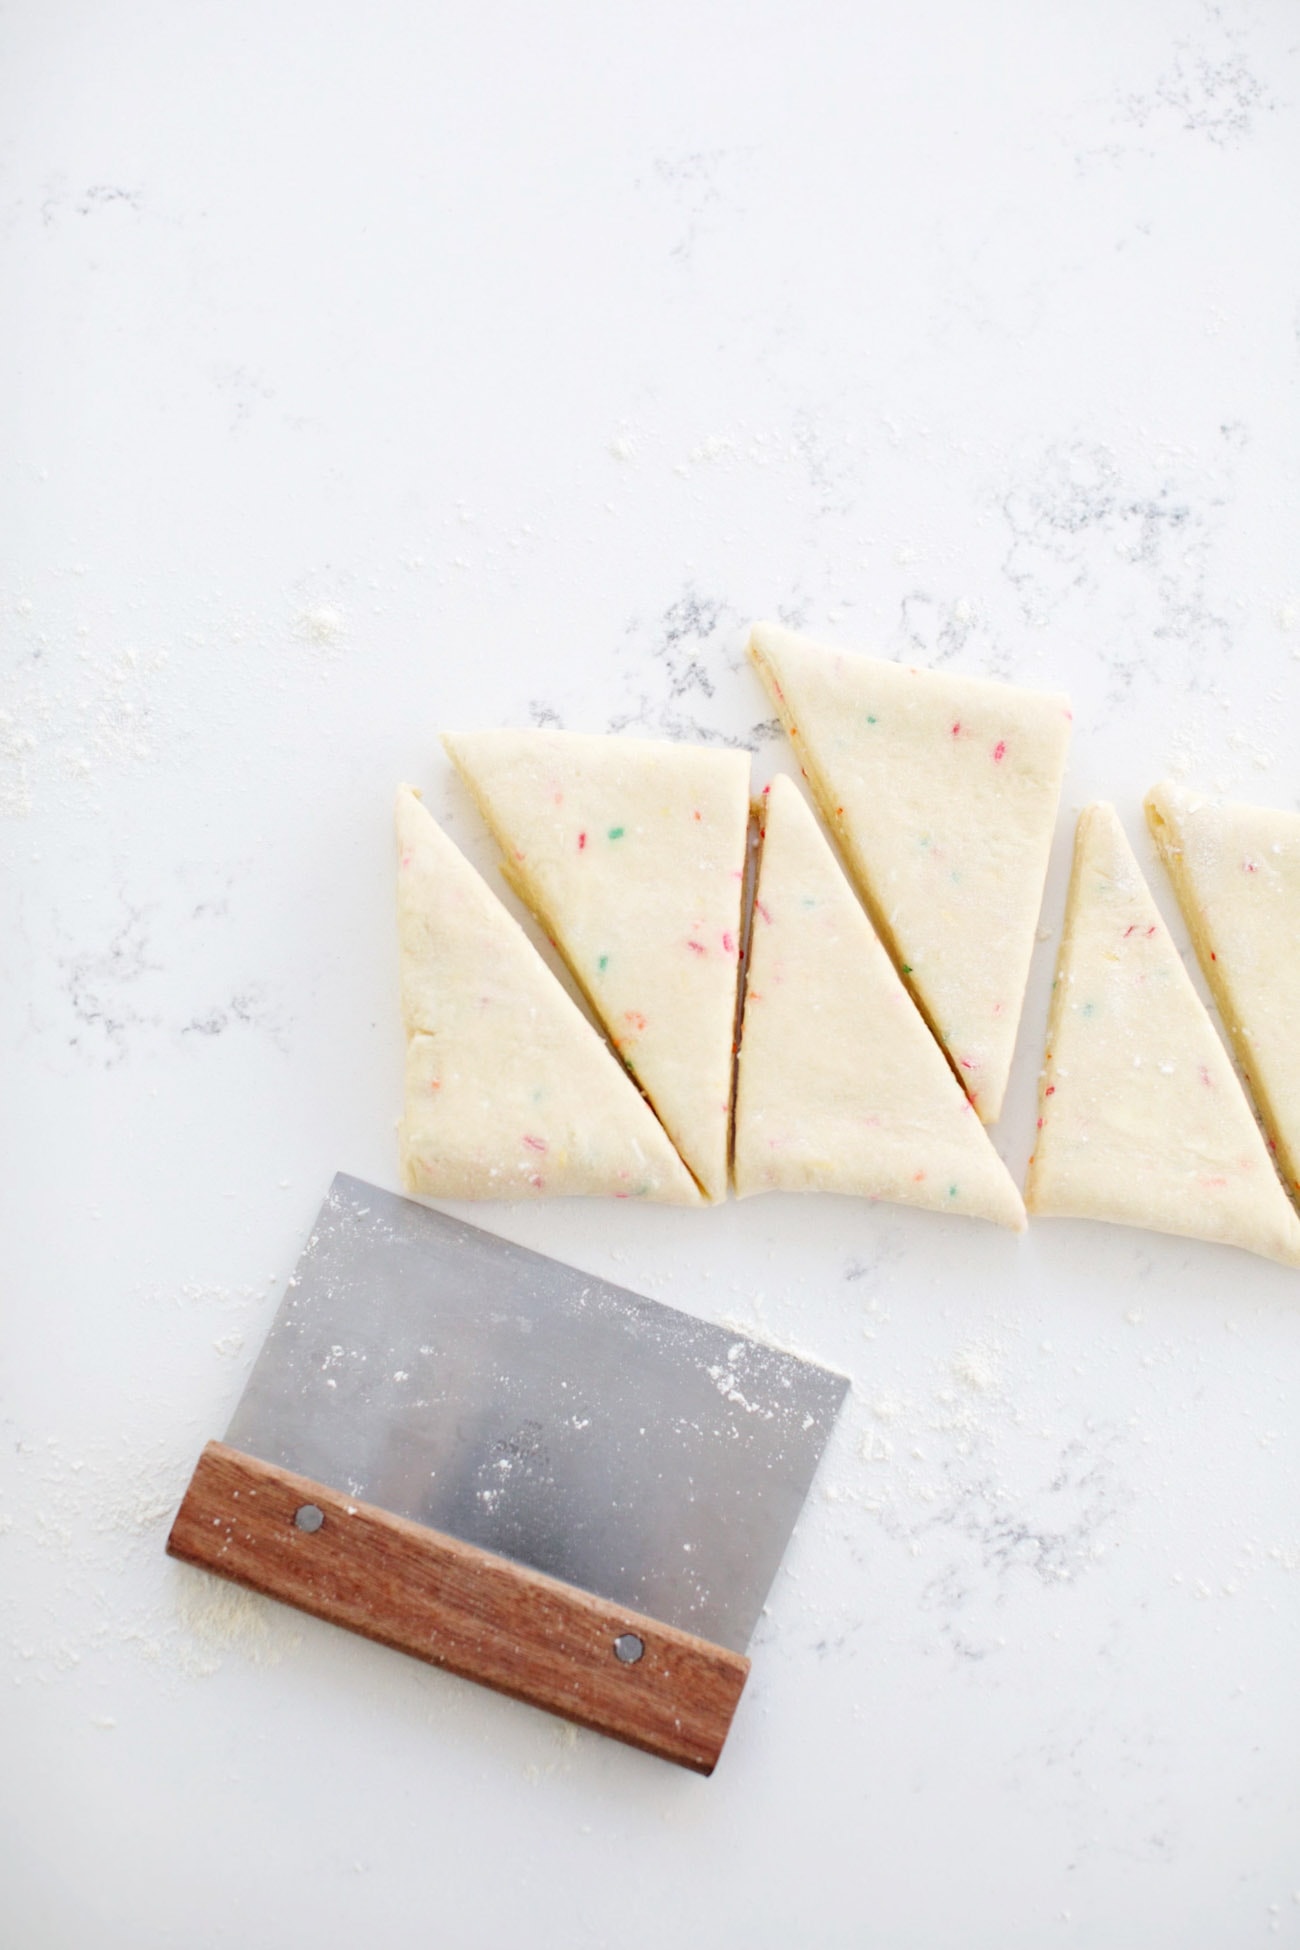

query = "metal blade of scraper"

[168,1174,848,1773]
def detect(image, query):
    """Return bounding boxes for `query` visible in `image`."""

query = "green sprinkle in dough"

[597,954,609,972]
[902,964,913,975]
[1081,1001,1095,1018]
[608,826,624,840]
[948,1184,958,1198]
[867,714,878,725]
[800,896,818,909]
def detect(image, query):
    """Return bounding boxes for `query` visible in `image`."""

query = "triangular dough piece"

[444,730,750,1202]
[749,621,1072,1124]
[394,785,700,1204]
[1146,783,1300,1205]
[1025,803,1300,1266]
[733,775,1026,1230]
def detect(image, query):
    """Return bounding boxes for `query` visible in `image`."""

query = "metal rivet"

[294,1503,325,1533]
[613,1632,644,1664]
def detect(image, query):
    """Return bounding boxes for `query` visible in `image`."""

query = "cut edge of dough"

[746,625,969,1110]
[1025,801,1300,1269]
[1145,780,1300,1210]
[734,772,1027,1232]
[439,738,717,1202]
[393,782,703,1206]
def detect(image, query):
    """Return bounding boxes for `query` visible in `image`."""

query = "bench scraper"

[168,1174,848,1773]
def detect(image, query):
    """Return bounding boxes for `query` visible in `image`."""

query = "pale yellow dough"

[1026,803,1300,1267]
[748,622,1071,1124]
[444,730,750,1201]
[733,775,1026,1230]
[394,785,700,1204]
[1146,782,1300,1204]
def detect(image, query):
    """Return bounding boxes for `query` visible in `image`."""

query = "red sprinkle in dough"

[1037,1118,1043,1129]
[429,1079,441,1093]
[761,782,771,796]
[951,721,962,737]
[992,741,1006,763]
[400,851,412,868]
[1244,858,1259,874]
[754,899,773,925]
[528,1172,544,1190]
[578,831,587,850]
[1210,951,1217,960]
[1045,1085,1056,1097]
[623,1010,647,1030]
[523,1135,547,1153]
[913,1170,925,1182]
[686,939,706,955]
[692,809,702,821]
[1198,1065,1213,1088]
[722,931,735,954]
[959,1057,974,1071]
[1146,925,1157,936]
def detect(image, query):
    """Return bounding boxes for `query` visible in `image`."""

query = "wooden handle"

[167,1442,749,1774]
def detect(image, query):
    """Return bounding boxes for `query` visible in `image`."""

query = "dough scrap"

[748,621,1071,1124]
[1146,782,1300,1202]
[444,729,750,1201]
[394,785,701,1204]
[1025,802,1300,1266]
[733,775,1026,1230]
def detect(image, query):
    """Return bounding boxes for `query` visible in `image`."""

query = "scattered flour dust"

[171,1565,300,1677]
[523,1720,581,1785]
[0,572,355,820]
[950,1343,999,1395]
[0,629,170,819]
[3,1423,304,1688]
[3,1282,305,1694]
[293,603,347,647]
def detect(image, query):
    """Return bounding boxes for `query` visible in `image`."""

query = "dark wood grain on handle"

[167,1442,749,1774]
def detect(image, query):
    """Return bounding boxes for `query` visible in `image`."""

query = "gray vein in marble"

[49,889,285,1063]
[646,147,753,265]
[997,438,1236,718]
[1119,7,1275,148]
[609,588,773,747]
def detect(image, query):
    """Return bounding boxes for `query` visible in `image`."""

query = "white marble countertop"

[4,4,1299,1945]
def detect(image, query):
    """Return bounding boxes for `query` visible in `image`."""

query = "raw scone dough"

[732,775,1027,1231]
[444,730,750,1202]
[748,621,1071,1124]
[1025,802,1300,1266]
[1146,782,1300,1203]
[395,785,701,1204]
